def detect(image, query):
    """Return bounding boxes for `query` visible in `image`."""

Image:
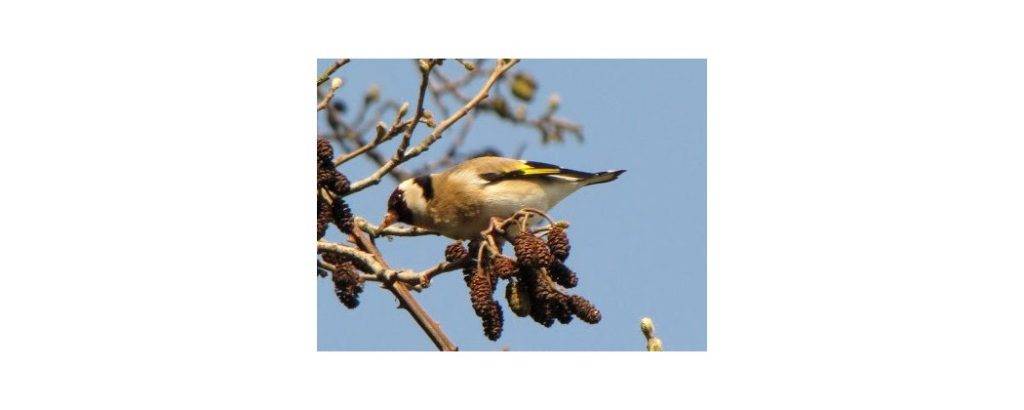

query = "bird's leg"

[520,208,556,228]
[474,216,510,266]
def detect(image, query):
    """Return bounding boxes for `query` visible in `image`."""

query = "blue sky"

[317,59,705,351]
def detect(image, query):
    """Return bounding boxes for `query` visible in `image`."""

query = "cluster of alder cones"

[317,137,361,308]
[446,225,602,341]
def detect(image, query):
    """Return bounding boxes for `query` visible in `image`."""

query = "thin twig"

[316,59,351,86]
[317,78,344,112]
[319,257,464,288]
[347,59,520,195]
[393,59,437,161]
[411,112,476,175]
[334,102,411,166]
[356,217,439,237]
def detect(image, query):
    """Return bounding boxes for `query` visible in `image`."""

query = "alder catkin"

[482,301,504,341]
[528,297,555,328]
[445,242,469,263]
[317,137,334,164]
[331,198,353,233]
[331,261,362,309]
[546,226,571,262]
[548,261,578,288]
[569,295,601,324]
[468,267,493,316]
[317,197,332,239]
[333,171,350,195]
[317,168,336,189]
[513,233,554,269]
[466,266,506,340]
[489,255,519,280]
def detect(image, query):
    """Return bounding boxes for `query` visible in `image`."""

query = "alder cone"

[569,295,601,324]
[317,137,334,164]
[445,242,469,263]
[333,171,350,195]
[529,268,561,303]
[335,284,362,309]
[490,255,519,280]
[548,261,578,288]
[528,298,555,328]
[331,198,354,233]
[468,267,493,316]
[317,168,337,189]
[481,301,504,341]
[332,261,362,309]
[317,197,332,239]
[321,250,347,266]
[553,298,574,324]
[513,233,553,268]
[546,226,571,262]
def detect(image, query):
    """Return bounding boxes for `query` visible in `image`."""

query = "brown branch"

[393,59,437,161]
[324,99,413,181]
[318,256,464,289]
[411,111,476,175]
[317,59,350,86]
[356,217,439,237]
[431,67,480,99]
[347,59,520,195]
[334,102,410,166]
[317,241,387,279]
[428,84,451,118]
[317,78,343,112]
[347,228,459,351]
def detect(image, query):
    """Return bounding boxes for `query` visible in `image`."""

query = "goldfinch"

[381,156,625,240]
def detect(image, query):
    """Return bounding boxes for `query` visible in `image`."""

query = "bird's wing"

[477,159,596,183]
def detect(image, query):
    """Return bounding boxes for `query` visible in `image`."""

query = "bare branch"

[409,112,476,175]
[347,59,520,195]
[334,102,410,166]
[316,59,350,86]
[347,228,459,351]
[317,241,389,281]
[455,59,476,71]
[319,255,464,289]
[356,217,439,237]
[317,78,344,112]
[393,59,437,161]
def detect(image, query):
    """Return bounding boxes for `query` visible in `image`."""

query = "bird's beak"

[379,211,398,231]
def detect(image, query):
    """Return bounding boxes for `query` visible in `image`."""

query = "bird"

[380,156,625,240]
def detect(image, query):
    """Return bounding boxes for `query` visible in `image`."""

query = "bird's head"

[381,176,431,230]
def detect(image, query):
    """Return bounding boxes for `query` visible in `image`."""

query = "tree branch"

[356,217,439,237]
[319,257,465,290]
[347,228,459,351]
[334,102,410,166]
[346,59,520,195]
[316,59,350,86]
[317,78,344,112]
[393,59,437,161]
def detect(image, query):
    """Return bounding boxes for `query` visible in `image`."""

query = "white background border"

[2,1,1022,408]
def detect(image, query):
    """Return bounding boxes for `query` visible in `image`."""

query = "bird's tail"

[582,169,626,186]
